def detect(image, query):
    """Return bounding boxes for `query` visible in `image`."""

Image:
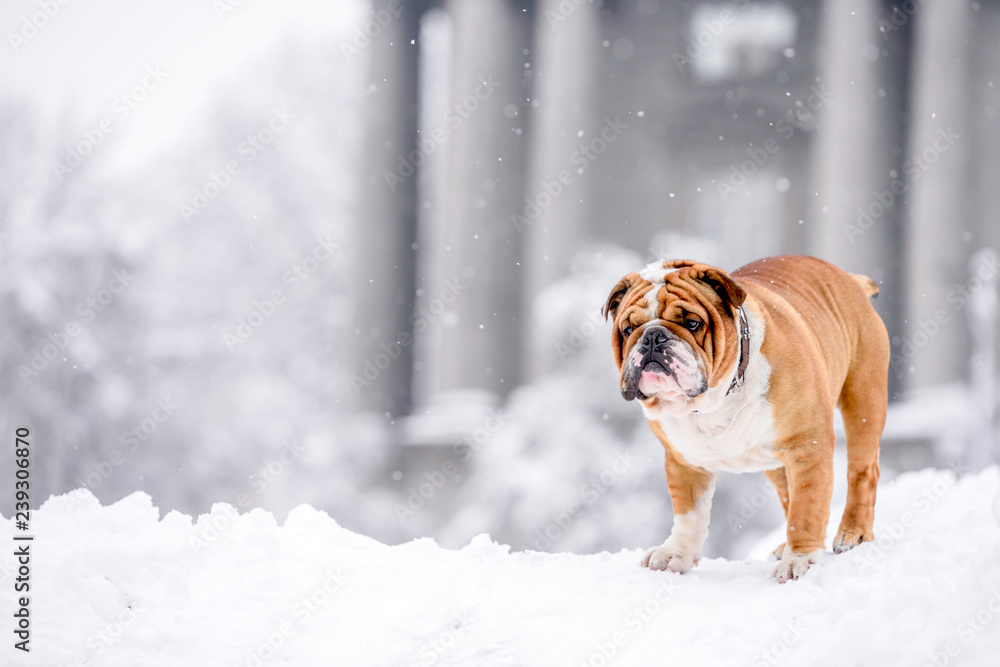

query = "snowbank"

[3,466,1000,667]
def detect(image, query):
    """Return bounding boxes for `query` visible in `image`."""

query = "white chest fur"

[655,306,781,473]
[656,386,780,473]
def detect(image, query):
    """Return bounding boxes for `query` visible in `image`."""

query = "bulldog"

[602,255,889,582]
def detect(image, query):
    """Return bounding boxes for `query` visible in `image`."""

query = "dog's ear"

[603,273,639,370]
[697,267,746,312]
[602,273,638,321]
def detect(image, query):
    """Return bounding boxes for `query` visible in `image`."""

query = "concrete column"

[971,3,1000,413]
[351,1,422,417]
[903,0,973,391]
[426,0,531,408]
[808,0,900,325]
[522,0,600,378]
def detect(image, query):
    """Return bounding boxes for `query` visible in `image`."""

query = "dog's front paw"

[771,551,820,583]
[640,541,698,574]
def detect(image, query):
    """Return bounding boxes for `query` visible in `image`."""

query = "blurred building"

[356,0,1000,443]
[2,0,995,556]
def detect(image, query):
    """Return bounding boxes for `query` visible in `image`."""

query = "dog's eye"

[622,325,635,338]
[684,319,702,332]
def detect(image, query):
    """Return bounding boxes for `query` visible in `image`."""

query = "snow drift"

[3,466,1000,667]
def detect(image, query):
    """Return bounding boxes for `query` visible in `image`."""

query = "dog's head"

[602,259,747,418]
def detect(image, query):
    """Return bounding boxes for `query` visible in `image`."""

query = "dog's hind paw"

[833,527,873,554]
[771,551,820,583]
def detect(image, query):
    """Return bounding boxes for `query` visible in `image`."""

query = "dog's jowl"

[602,255,889,582]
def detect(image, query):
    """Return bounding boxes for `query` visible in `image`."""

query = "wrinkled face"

[602,259,747,419]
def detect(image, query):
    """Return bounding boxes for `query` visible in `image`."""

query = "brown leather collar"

[727,306,751,396]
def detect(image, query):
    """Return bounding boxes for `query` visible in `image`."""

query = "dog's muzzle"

[621,325,705,401]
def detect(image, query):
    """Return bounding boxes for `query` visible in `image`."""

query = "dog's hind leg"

[833,315,889,554]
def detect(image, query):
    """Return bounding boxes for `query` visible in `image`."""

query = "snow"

[4,466,1000,666]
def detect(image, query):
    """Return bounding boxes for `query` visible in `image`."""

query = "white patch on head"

[639,283,661,322]
[638,262,678,285]
[640,475,716,573]
[627,262,706,406]
[646,302,781,474]
[631,261,680,326]
[624,283,664,372]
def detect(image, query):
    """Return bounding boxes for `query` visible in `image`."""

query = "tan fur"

[606,255,889,579]
[851,273,880,298]
[734,256,888,556]
[650,420,714,517]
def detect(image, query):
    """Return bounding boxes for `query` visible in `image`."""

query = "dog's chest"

[656,391,781,473]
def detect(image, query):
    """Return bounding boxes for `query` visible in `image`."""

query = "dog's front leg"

[772,436,834,583]
[641,431,715,574]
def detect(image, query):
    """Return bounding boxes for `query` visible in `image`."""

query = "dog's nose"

[640,325,670,353]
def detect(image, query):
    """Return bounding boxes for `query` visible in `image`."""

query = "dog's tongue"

[638,364,683,397]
